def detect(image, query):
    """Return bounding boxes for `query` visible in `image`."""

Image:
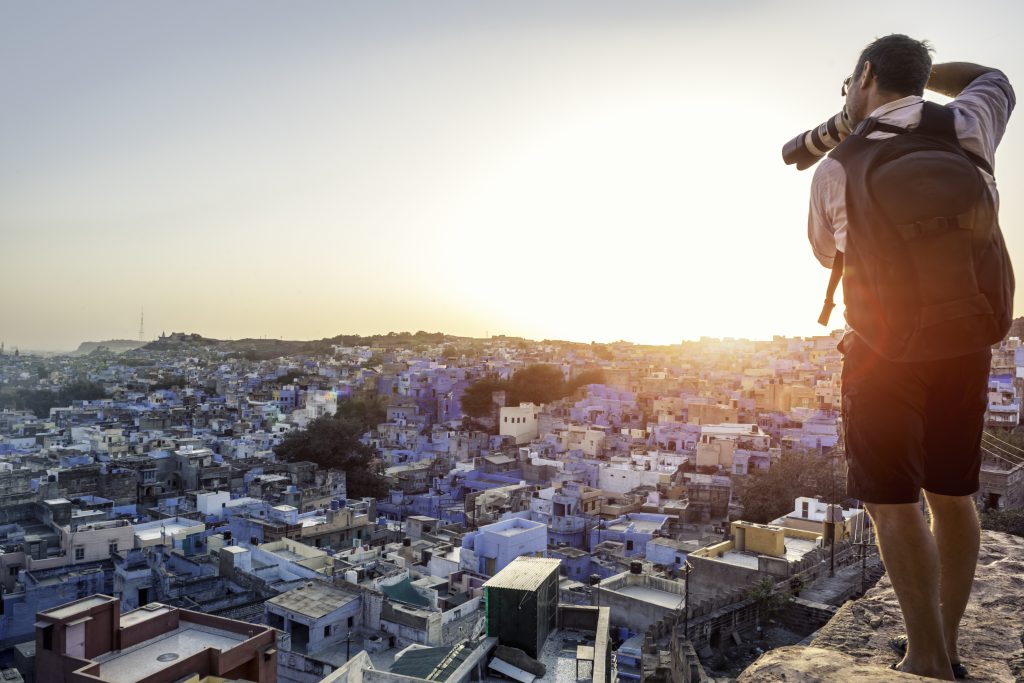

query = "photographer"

[806,35,1014,680]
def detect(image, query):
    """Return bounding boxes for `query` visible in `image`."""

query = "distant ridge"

[72,339,147,356]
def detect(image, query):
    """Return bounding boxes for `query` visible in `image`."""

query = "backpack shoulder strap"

[915,101,957,139]
[917,102,994,176]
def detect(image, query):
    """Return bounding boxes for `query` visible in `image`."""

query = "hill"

[71,339,147,356]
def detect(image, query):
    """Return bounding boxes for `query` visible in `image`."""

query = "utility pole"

[682,560,693,638]
[859,502,866,593]
[830,450,837,578]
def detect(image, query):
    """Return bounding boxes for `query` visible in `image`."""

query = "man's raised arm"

[927,62,999,98]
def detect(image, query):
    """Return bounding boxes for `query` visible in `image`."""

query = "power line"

[982,430,1024,455]
[979,436,1024,464]
[980,433,1024,458]
[980,445,1024,469]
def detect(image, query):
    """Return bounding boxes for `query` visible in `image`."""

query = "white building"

[499,403,540,445]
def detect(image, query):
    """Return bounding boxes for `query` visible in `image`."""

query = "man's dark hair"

[854,34,934,96]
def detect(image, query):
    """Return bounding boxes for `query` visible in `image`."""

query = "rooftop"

[266,582,358,619]
[483,557,560,592]
[391,642,474,681]
[92,622,245,683]
[720,537,820,569]
[40,594,116,621]
[489,628,599,683]
[612,584,685,610]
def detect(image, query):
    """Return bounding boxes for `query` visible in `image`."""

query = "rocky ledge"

[738,530,1024,682]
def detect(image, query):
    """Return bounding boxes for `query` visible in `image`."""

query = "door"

[66,622,86,659]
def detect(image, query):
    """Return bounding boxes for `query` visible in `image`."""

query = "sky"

[2,1,1023,351]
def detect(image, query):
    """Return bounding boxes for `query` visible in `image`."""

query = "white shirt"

[808,71,1015,268]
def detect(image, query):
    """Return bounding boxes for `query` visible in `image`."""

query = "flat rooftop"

[720,537,820,570]
[266,582,358,619]
[92,622,245,683]
[487,628,597,683]
[40,595,116,621]
[612,584,684,610]
[134,521,195,542]
[492,526,534,537]
[607,520,662,533]
[119,605,173,628]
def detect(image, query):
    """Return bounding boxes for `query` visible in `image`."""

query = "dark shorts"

[840,334,990,504]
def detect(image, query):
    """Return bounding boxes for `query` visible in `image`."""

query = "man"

[808,35,1014,680]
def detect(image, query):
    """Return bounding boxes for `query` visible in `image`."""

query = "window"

[9,566,20,577]
[109,542,118,554]
[347,616,354,628]
[626,540,634,551]
[324,625,332,637]
[74,547,85,561]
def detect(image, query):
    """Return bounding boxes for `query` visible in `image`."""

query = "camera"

[782,109,853,170]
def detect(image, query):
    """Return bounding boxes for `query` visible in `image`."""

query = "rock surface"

[738,530,1024,682]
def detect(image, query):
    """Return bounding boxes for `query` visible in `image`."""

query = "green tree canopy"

[273,407,387,499]
[566,369,607,395]
[460,379,508,419]
[2,380,108,418]
[981,508,1024,537]
[737,451,847,524]
[460,365,609,419]
[508,364,565,405]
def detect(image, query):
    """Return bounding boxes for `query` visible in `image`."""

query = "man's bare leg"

[924,491,981,667]
[866,501,954,680]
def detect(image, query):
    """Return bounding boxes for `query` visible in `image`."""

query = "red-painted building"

[35,594,276,683]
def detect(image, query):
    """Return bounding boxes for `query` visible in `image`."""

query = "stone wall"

[738,530,1024,682]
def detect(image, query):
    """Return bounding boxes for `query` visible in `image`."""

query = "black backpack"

[820,101,1014,362]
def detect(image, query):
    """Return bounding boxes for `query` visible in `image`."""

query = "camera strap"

[818,252,844,326]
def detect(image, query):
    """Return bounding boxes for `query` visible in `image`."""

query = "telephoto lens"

[782,109,853,170]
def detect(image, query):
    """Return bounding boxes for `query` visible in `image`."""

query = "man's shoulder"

[811,156,846,194]
[949,70,1015,164]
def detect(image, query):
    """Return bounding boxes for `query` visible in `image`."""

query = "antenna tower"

[139,308,145,342]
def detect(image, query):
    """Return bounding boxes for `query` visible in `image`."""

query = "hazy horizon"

[4,1,1023,351]
[11,326,839,355]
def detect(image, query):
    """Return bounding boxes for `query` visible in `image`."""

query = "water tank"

[630,561,643,575]
[330,500,340,511]
[402,538,411,547]
[345,570,358,584]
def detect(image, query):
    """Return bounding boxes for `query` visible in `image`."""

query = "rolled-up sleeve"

[951,70,1016,168]
[808,157,847,268]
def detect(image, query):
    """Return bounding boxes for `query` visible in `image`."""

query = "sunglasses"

[842,75,853,97]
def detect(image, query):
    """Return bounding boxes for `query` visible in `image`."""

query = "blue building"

[460,517,547,576]
[590,512,670,558]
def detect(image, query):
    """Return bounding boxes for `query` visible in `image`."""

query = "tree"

[274,412,386,499]
[460,365,609,420]
[460,379,508,419]
[981,508,1024,537]
[5,380,108,418]
[566,369,607,396]
[738,451,847,524]
[335,397,386,431]
[507,364,565,405]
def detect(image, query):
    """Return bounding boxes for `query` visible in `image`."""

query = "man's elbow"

[812,249,836,269]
